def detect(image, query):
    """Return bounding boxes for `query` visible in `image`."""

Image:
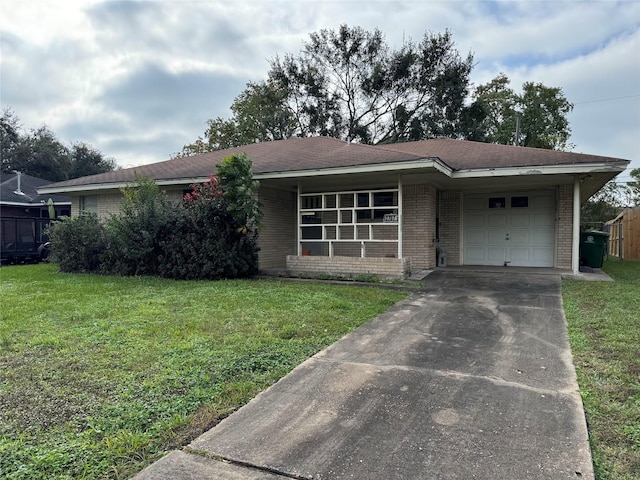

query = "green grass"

[0,264,406,479]
[563,258,640,479]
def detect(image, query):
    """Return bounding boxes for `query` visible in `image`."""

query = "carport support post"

[572,178,580,275]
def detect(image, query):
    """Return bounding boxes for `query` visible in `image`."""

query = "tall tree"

[19,125,72,182]
[472,74,574,150]
[0,109,116,181]
[628,168,640,206]
[581,180,632,227]
[1,109,27,174]
[179,25,480,154]
[269,25,476,144]
[69,143,117,179]
[176,81,294,157]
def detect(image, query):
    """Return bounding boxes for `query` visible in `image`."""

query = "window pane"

[373,192,395,207]
[339,193,354,208]
[489,197,506,209]
[324,194,336,208]
[301,226,322,239]
[301,195,321,210]
[81,195,97,213]
[357,192,369,207]
[511,196,529,208]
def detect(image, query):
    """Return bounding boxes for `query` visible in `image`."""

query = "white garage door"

[463,191,556,267]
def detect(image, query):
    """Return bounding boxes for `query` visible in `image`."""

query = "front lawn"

[563,259,640,479]
[0,264,406,479]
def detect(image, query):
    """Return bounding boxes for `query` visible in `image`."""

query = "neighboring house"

[38,137,629,277]
[1,173,71,263]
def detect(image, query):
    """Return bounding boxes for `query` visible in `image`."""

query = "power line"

[573,94,640,105]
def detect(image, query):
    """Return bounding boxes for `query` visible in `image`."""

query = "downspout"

[572,177,581,275]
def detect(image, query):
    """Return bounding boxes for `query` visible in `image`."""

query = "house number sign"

[383,213,398,223]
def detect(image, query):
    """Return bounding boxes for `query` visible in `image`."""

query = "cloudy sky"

[1,0,639,181]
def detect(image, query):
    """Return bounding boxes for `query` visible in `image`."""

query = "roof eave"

[37,178,207,195]
[255,157,449,180]
[451,161,629,179]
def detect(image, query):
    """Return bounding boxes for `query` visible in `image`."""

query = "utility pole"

[514,114,521,146]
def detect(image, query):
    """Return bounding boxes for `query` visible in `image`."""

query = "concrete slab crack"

[314,357,578,397]
[183,447,314,480]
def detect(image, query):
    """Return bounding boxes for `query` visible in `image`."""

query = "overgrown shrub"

[100,177,176,276]
[157,173,259,280]
[49,154,261,280]
[47,214,108,273]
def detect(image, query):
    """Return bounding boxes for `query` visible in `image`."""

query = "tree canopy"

[581,170,639,228]
[628,168,640,206]
[178,25,575,157]
[472,73,574,150]
[0,109,117,182]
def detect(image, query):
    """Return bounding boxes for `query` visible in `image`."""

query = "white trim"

[37,178,207,195]
[255,157,448,180]
[452,162,628,179]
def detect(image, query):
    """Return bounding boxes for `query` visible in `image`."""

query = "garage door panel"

[463,191,555,268]
[534,213,555,227]
[465,247,486,264]
[510,213,531,227]
[533,248,554,265]
[509,230,531,245]
[488,214,507,228]
[487,247,507,264]
[533,229,554,244]
[509,247,531,265]
[487,230,506,244]
[466,214,487,228]
[465,229,485,245]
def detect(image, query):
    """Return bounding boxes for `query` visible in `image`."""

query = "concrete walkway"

[134,271,593,479]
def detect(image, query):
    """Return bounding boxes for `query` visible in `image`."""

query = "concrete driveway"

[134,271,593,479]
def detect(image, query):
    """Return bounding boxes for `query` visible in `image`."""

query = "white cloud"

[1,0,638,173]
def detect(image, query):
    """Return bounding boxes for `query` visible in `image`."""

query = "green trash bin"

[580,230,609,268]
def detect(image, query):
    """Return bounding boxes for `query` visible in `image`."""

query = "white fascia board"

[451,162,629,179]
[255,157,449,180]
[37,159,449,194]
[37,178,207,195]
[1,200,72,207]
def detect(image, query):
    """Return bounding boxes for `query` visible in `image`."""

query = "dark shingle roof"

[41,137,629,190]
[0,173,71,204]
[375,138,627,170]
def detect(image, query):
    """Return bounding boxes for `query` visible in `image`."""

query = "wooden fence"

[605,207,640,261]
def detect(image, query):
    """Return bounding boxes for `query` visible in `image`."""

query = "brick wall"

[439,190,461,266]
[257,186,297,271]
[71,192,123,218]
[71,188,185,219]
[287,255,411,280]
[557,184,573,268]
[403,183,437,269]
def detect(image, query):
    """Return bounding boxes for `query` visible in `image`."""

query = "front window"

[298,188,400,258]
[80,195,97,214]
